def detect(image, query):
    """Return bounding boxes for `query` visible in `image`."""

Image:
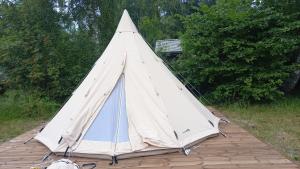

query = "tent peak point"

[116,9,138,33]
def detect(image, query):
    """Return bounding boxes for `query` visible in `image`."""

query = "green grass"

[218,96,300,162]
[0,90,59,142]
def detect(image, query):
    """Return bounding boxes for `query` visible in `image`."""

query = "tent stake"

[42,152,53,162]
[24,137,34,144]
[220,130,227,137]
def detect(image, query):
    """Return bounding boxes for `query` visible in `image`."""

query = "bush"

[0,90,59,120]
[175,0,300,103]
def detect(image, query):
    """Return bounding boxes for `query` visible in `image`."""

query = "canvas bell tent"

[35,10,220,160]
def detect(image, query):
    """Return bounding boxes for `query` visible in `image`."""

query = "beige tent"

[35,10,220,161]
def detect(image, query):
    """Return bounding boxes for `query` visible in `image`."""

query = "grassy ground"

[218,95,300,162]
[0,90,59,142]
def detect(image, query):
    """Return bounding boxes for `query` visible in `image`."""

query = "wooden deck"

[0,109,299,169]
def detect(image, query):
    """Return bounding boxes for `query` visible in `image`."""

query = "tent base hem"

[51,133,218,160]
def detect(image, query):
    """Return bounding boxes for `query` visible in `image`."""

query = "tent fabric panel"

[132,33,219,146]
[73,140,132,156]
[59,35,127,147]
[122,32,180,149]
[35,32,127,150]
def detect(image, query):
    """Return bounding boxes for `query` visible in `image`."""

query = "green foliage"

[260,0,300,15]
[0,1,61,98]
[139,16,165,45]
[0,0,299,105]
[0,90,59,120]
[0,0,99,101]
[176,0,300,103]
[0,0,199,101]
[65,0,122,50]
[0,1,60,85]
[130,0,199,46]
[0,89,59,142]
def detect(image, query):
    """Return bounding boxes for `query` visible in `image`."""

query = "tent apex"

[116,9,138,33]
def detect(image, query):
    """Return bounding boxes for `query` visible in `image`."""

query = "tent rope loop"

[63,146,70,157]
[58,136,63,144]
[182,147,191,156]
[75,133,82,142]
[173,131,179,140]
[220,118,230,124]
[109,156,118,165]
[208,120,214,127]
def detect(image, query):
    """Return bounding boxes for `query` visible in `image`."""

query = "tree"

[123,0,205,46]
[260,0,300,15]
[0,0,100,101]
[176,0,300,103]
[0,0,62,94]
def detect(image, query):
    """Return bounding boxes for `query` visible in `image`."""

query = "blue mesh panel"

[83,75,129,143]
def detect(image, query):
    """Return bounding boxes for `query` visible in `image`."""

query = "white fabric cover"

[35,10,220,158]
[46,159,79,169]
